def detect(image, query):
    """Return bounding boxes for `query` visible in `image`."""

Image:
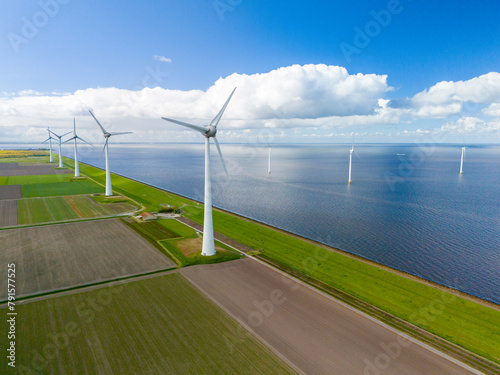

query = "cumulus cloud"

[483,102,500,117]
[389,72,500,119]
[0,64,392,132]
[2,65,500,143]
[153,55,172,63]
[441,116,500,133]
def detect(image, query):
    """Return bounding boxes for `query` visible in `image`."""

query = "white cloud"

[153,55,172,63]
[440,116,500,133]
[482,102,500,117]
[1,65,500,143]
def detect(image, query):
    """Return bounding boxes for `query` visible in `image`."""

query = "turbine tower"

[89,110,132,196]
[348,136,358,184]
[49,129,72,168]
[460,146,466,174]
[162,88,235,256]
[63,118,92,177]
[268,146,272,174]
[43,127,55,162]
[348,143,353,184]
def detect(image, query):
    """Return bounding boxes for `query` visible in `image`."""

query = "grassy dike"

[62,156,500,368]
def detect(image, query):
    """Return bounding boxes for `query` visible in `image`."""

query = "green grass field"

[0,174,71,186]
[17,196,137,224]
[0,274,295,374]
[62,157,500,365]
[22,180,103,198]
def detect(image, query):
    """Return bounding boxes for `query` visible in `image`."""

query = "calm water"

[5,142,500,303]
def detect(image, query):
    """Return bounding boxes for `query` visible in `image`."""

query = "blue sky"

[1,0,500,143]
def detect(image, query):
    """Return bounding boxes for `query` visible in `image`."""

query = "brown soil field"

[0,200,17,227]
[181,258,479,375]
[0,219,175,300]
[0,163,71,176]
[0,185,22,200]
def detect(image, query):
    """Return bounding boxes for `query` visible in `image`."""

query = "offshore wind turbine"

[42,127,55,162]
[266,140,272,174]
[63,118,92,177]
[162,87,235,256]
[460,145,466,174]
[89,110,132,196]
[348,136,359,184]
[49,129,72,167]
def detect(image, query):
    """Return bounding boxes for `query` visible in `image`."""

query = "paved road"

[181,258,480,375]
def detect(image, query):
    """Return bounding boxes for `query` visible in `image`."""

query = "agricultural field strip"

[0,219,176,299]
[0,201,17,227]
[0,185,22,200]
[0,273,295,374]
[15,195,137,225]
[181,258,480,375]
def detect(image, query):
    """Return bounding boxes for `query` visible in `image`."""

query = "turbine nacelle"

[204,125,217,138]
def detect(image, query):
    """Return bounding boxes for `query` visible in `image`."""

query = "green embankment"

[65,158,500,364]
[0,274,295,374]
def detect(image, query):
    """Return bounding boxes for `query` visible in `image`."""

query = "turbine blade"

[78,136,93,146]
[42,138,50,144]
[101,138,108,159]
[109,131,133,136]
[210,87,236,128]
[73,118,76,134]
[62,137,76,144]
[213,137,229,180]
[88,110,108,134]
[161,117,208,134]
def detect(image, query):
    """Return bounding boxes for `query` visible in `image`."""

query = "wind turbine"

[89,110,132,196]
[63,118,92,177]
[266,140,272,174]
[42,127,55,162]
[162,87,235,256]
[348,136,359,184]
[49,129,72,168]
[460,145,466,174]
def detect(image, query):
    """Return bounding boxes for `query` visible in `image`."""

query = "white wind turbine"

[460,145,466,174]
[266,140,272,174]
[162,87,235,256]
[63,118,92,177]
[42,127,55,163]
[348,136,359,184]
[49,129,72,168]
[89,110,133,196]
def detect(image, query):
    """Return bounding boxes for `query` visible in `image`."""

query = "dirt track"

[181,258,479,375]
